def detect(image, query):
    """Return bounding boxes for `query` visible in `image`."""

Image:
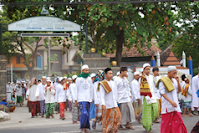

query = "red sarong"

[161,111,187,133]
[36,101,40,114]
[59,102,65,118]
[30,101,37,117]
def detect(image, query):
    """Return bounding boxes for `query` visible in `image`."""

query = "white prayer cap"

[117,71,120,76]
[59,77,64,81]
[90,73,96,78]
[63,77,67,79]
[168,66,177,72]
[47,79,51,82]
[68,78,72,80]
[143,63,151,69]
[72,75,78,80]
[134,71,140,76]
[8,82,10,83]
[46,77,51,80]
[81,64,89,71]
[42,76,46,79]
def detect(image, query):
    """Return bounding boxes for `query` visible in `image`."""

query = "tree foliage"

[172,1,199,69]
[4,0,199,68]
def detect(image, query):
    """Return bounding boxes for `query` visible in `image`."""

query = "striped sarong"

[119,102,135,125]
[72,102,80,122]
[142,97,158,132]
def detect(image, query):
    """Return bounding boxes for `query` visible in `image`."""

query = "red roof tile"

[106,43,162,58]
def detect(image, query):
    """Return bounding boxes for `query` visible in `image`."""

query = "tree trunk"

[115,30,124,67]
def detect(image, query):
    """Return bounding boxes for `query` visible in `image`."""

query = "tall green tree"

[4,0,181,66]
[172,1,199,68]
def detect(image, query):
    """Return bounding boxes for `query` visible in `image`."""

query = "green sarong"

[46,103,54,117]
[142,97,158,131]
[55,103,59,112]
[17,96,22,103]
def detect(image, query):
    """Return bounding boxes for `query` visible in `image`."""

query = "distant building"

[7,38,82,81]
[106,42,162,69]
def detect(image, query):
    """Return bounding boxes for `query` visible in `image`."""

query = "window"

[7,59,10,64]
[16,56,21,64]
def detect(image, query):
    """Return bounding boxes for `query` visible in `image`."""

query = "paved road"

[0,102,198,133]
[1,115,198,133]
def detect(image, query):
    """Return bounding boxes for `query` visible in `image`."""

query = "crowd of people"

[1,63,199,133]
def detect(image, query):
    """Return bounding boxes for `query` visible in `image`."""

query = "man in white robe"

[36,76,46,118]
[114,67,135,130]
[131,71,141,123]
[55,77,67,120]
[74,65,93,132]
[192,74,199,114]
[67,75,79,124]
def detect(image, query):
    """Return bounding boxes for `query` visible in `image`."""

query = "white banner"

[8,16,81,31]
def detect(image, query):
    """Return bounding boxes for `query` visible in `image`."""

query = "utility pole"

[0,24,2,55]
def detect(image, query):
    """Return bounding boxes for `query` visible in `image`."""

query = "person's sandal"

[125,126,134,130]
[118,125,125,130]
[92,121,96,129]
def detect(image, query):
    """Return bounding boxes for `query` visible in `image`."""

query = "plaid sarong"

[142,97,158,132]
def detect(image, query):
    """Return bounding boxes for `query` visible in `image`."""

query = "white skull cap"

[72,75,78,80]
[168,66,177,72]
[134,71,140,75]
[143,63,151,69]
[81,65,89,71]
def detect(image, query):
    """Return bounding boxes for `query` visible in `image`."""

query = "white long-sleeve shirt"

[153,76,161,99]
[55,84,67,103]
[159,78,181,114]
[183,85,192,102]
[131,79,141,102]
[75,77,93,102]
[16,86,22,96]
[139,74,157,105]
[94,81,101,105]
[44,86,56,103]
[6,85,12,93]
[192,75,199,111]
[26,85,38,102]
[114,77,131,103]
[67,83,77,103]
[100,80,118,109]
[35,83,46,101]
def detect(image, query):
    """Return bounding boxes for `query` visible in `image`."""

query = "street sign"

[21,33,69,37]
[8,16,81,32]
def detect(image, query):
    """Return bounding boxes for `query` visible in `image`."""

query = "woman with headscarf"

[26,78,38,118]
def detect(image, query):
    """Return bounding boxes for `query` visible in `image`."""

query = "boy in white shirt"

[36,76,46,118]
[16,82,23,106]
[74,65,93,133]
[55,77,67,120]
[131,71,142,123]
[181,78,193,117]
[114,67,135,130]
[100,67,121,133]
[68,75,79,124]
[44,79,56,119]
[152,67,161,123]
[140,63,158,133]
[158,66,187,133]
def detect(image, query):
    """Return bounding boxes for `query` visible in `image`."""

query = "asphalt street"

[0,115,198,133]
[0,102,198,133]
